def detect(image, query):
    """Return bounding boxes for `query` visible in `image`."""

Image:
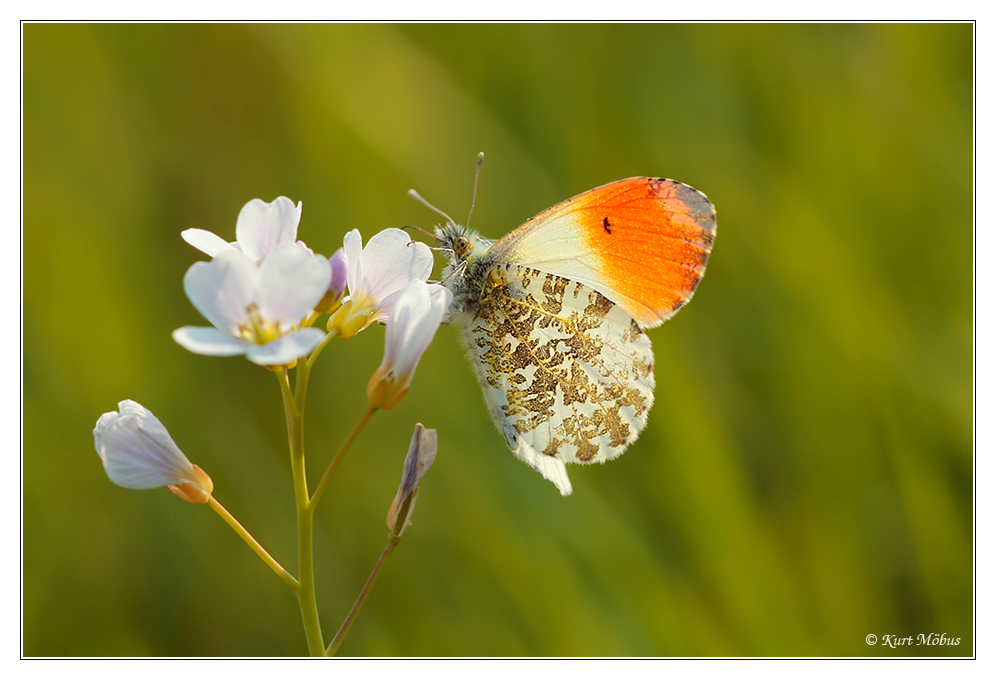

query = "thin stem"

[309,406,376,514]
[307,327,340,369]
[278,363,326,657]
[276,365,294,407]
[208,497,299,591]
[327,534,401,656]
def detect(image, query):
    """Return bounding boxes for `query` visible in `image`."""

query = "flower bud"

[314,248,348,314]
[94,400,214,504]
[387,424,437,537]
[168,464,215,504]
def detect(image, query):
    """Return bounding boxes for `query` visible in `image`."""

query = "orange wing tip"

[576,178,716,325]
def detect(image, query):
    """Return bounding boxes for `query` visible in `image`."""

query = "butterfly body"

[435,177,715,495]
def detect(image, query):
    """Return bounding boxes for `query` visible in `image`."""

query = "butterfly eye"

[453,236,472,259]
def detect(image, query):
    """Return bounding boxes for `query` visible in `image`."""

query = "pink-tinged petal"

[257,243,332,328]
[235,197,302,262]
[329,248,348,299]
[94,400,195,489]
[172,326,251,356]
[244,328,326,366]
[183,249,259,333]
[181,229,237,258]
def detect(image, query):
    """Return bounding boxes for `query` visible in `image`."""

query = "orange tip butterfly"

[421,163,716,495]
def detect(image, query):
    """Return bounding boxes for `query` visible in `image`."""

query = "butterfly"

[429,175,716,495]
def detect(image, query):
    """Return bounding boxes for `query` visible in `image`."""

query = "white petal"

[257,243,332,327]
[383,281,430,366]
[172,326,251,356]
[381,281,450,380]
[358,230,433,319]
[399,284,450,373]
[244,328,326,365]
[183,249,259,333]
[94,401,195,489]
[343,229,364,298]
[181,229,237,258]
[235,197,302,262]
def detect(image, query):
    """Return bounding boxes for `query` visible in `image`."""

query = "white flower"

[172,243,332,366]
[387,423,438,537]
[367,280,451,409]
[329,228,433,338]
[94,400,214,504]
[181,196,305,263]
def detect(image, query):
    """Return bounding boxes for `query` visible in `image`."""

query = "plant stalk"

[280,362,326,657]
[327,533,401,656]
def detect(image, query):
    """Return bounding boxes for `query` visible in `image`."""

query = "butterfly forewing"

[455,263,656,495]
[489,177,716,328]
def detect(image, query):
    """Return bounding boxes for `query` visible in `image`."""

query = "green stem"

[208,496,299,591]
[326,533,401,656]
[307,328,340,370]
[309,406,376,514]
[279,362,326,657]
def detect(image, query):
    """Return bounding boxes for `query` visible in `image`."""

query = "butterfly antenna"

[408,189,456,226]
[403,224,441,242]
[465,151,484,228]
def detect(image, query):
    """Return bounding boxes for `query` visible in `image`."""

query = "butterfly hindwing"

[455,263,655,495]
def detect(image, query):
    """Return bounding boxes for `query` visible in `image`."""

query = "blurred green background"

[23,24,972,657]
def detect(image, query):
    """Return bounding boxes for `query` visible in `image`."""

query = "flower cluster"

[173,196,447,369]
[98,196,449,495]
[91,191,453,657]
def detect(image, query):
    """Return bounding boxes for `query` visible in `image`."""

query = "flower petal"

[329,248,348,299]
[257,243,332,328]
[235,197,302,262]
[172,326,252,356]
[343,229,433,322]
[399,283,450,373]
[181,229,238,258]
[183,249,259,333]
[244,328,326,365]
[379,281,451,384]
[343,229,364,297]
[358,229,433,317]
[94,400,195,489]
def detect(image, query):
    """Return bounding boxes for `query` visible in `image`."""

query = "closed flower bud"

[387,424,438,537]
[315,248,348,314]
[94,400,214,504]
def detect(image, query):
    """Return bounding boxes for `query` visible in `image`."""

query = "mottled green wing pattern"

[454,263,655,495]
